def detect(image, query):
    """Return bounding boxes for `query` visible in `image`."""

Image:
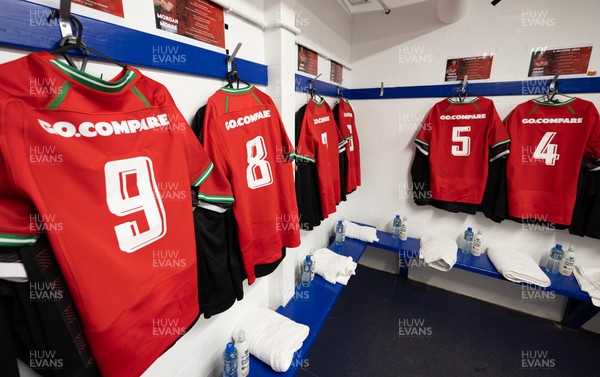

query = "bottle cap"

[237,329,246,343]
[226,342,235,352]
[395,215,400,218]
[338,220,343,225]
[306,255,311,261]
[467,227,472,231]
[556,244,562,249]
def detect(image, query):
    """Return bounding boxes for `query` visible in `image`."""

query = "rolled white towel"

[488,247,551,287]
[342,221,379,243]
[573,265,600,307]
[232,308,309,372]
[312,248,357,285]
[419,236,458,272]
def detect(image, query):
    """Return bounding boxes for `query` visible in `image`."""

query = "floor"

[298,265,600,377]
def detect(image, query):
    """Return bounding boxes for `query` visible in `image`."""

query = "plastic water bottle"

[471,230,483,256]
[399,216,408,241]
[559,245,576,277]
[545,244,564,274]
[392,215,401,239]
[235,330,249,377]
[461,227,474,254]
[301,255,313,287]
[335,220,345,245]
[309,250,316,281]
[222,342,238,377]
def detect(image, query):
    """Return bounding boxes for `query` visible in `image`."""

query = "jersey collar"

[220,85,254,94]
[532,97,576,106]
[448,96,479,104]
[47,58,138,93]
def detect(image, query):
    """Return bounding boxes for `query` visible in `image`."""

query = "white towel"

[419,236,458,272]
[573,265,600,307]
[311,248,357,285]
[342,221,379,243]
[0,262,28,283]
[232,308,309,372]
[488,247,551,287]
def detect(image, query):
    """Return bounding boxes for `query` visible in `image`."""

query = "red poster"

[298,45,318,76]
[330,61,343,84]
[153,0,225,48]
[74,0,124,17]
[528,46,593,77]
[445,55,494,81]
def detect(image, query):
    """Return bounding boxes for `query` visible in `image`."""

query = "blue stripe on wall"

[1,0,268,85]
[295,74,348,98]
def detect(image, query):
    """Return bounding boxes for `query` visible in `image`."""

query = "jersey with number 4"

[415,97,510,204]
[0,52,215,377]
[200,85,300,284]
[505,98,600,225]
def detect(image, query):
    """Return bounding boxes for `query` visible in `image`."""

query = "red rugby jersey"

[200,85,300,284]
[415,97,510,204]
[505,98,600,225]
[334,99,361,192]
[0,52,213,377]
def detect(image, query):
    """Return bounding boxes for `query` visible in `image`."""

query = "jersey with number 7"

[505,98,600,225]
[415,97,510,204]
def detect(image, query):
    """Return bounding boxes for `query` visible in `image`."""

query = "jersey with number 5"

[415,97,510,204]
[505,98,600,225]
[0,52,216,377]
[200,85,300,284]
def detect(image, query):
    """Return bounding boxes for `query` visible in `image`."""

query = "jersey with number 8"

[0,52,217,377]
[200,85,300,284]
[505,98,600,225]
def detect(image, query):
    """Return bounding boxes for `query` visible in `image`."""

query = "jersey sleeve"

[584,104,600,171]
[414,109,433,155]
[196,102,235,206]
[488,105,511,161]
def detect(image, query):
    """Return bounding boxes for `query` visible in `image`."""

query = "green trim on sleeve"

[192,163,213,187]
[197,192,235,204]
[0,234,39,246]
[491,139,511,149]
[291,152,315,163]
[528,105,539,115]
[131,86,151,108]
[46,82,71,109]
[415,138,429,146]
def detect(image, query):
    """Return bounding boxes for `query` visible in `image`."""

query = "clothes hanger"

[308,74,324,103]
[533,72,575,104]
[225,43,251,89]
[48,11,126,71]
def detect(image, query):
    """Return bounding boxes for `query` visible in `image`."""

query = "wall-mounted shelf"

[0,0,268,85]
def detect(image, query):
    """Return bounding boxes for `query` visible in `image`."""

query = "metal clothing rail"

[0,0,268,85]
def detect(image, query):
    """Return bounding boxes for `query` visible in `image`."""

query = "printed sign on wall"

[445,55,494,81]
[528,46,593,77]
[74,0,124,17]
[330,61,343,84]
[153,0,225,48]
[298,45,318,76]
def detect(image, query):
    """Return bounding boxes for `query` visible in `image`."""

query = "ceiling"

[338,0,428,15]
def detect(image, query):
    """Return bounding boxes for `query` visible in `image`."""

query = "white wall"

[348,0,600,333]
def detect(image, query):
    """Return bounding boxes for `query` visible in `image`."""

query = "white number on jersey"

[346,124,354,152]
[321,132,328,148]
[451,126,471,156]
[105,157,167,253]
[246,136,273,189]
[533,131,560,166]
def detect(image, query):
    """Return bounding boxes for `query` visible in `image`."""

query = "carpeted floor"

[298,265,600,377]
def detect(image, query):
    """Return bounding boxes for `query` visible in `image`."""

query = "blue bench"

[250,225,598,376]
